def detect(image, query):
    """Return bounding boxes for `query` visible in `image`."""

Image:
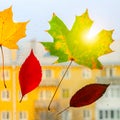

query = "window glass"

[46,69,52,78]
[43,69,53,79]
[82,69,91,79]
[99,110,103,119]
[111,110,114,119]
[1,90,10,101]
[105,110,108,119]
[106,67,115,77]
[117,110,120,119]
[62,110,72,120]
[0,70,10,80]
[39,90,52,100]
[1,111,10,120]
[62,89,69,98]
[39,111,55,120]
[98,109,120,119]
[19,111,27,120]
[83,109,91,119]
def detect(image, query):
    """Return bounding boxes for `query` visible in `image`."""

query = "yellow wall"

[0,64,102,120]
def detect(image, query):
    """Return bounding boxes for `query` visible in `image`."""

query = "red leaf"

[70,83,109,107]
[19,49,42,102]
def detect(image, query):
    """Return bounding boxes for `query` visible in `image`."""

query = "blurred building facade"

[96,66,120,120]
[0,41,120,120]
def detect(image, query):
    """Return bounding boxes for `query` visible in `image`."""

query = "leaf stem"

[48,60,73,111]
[56,106,70,115]
[0,46,7,88]
[19,96,23,103]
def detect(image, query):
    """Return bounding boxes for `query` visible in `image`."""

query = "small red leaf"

[19,49,42,102]
[70,83,109,107]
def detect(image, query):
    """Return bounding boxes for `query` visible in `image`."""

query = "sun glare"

[86,31,96,40]
[84,28,98,43]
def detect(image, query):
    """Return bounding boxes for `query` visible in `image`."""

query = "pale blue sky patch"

[0,0,120,42]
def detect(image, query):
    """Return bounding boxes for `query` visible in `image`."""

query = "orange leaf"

[0,6,29,49]
[0,6,28,87]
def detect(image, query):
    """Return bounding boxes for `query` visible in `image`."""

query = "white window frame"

[39,90,52,100]
[62,88,69,98]
[1,111,10,120]
[1,90,10,101]
[0,69,10,80]
[83,109,91,120]
[97,109,120,120]
[82,69,91,79]
[19,111,28,120]
[42,69,53,79]
[104,85,120,98]
[40,110,55,119]
[106,67,115,77]
[62,110,72,120]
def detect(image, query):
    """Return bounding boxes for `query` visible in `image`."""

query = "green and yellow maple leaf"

[0,6,28,49]
[41,10,113,69]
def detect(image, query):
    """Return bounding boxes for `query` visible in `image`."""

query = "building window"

[1,90,10,101]
[103,85,120,98]
[82,69,91,79]
[83,109,91,119]
[104,89,109,97]
[62,111,72,120]
[19,111,27,120]
[39,90,52,100]
[110,85,120,98]
[117,110,120,119]
[105,110,108,119]
[111,87,117,97]
[99,110,103,119]
[62,89,69,98]
[111,110,114,119]
[116,87,120,97]
[40,111,54,120]
[106,67,115,77]
[0,70,10,80]
[43,69,53,79]
[61,69,70,79]
[98,109,120,119]
[40,111,46,120]
[1,111,10,120]
[46,69,52,78]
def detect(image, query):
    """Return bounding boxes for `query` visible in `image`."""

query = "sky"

[1,0,120,42]
[1,0,120,64]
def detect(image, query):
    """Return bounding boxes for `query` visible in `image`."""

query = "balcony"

[96,76,120,85]
[40,78,59,86]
